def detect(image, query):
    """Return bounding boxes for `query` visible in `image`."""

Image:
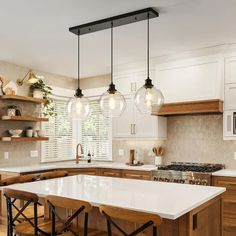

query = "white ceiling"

[0,0,236,78]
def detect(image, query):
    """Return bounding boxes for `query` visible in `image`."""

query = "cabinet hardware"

[133,124,136,134]
[234,112,236,134]
[130,124,133,135]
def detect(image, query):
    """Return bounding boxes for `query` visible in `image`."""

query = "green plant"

[30,80,57,117]
[5,105,17,109]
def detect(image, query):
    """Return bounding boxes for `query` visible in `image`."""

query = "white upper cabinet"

[112,96,134,138]
[114,70,155,96]
[225,57,236,84]
[155,56,223,103]
[112,95,167,140]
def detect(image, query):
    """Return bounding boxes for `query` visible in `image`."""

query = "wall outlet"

[30,150,39,158]
[118,149,124,157]
[4,152,9,160]
[234,152,236,160]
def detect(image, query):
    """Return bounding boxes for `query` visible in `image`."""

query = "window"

[41,95,112,162]
[41,98,75,162]
[81,99,112,160]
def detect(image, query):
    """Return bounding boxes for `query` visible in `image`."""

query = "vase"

[33,89,43,99]
[7,109,16,116]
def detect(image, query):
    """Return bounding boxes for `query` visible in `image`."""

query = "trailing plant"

[30,80,57,117]
[5,105,17,109]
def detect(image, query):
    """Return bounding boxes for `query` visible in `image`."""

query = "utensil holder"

[155,156,162,166]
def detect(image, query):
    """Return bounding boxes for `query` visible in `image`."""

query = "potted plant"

[5,105,17,116]
[30,80,57,118]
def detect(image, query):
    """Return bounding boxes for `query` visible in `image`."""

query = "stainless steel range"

[152,162,225,186]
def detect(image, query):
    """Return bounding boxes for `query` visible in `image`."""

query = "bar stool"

[3,188,62,236]
[0,175,45,220]
[46,195,105,236]
[39,170,69,180]
[99,205,162,236]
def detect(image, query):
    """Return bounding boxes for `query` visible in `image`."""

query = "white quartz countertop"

[4,175,225,220]
[212,169,236,178]
[0,162,157,173]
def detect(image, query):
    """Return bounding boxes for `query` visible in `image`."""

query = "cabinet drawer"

[59,168,98,176]
[224,201,236,220]
[100,169,122,178]
[122,170,151,180]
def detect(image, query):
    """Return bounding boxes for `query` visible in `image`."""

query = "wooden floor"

[0,225,7,236]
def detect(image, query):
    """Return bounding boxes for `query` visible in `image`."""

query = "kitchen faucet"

[76,143,84,164]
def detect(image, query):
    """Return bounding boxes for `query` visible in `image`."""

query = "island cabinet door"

[213,176,236,236]
[122,170,151,180]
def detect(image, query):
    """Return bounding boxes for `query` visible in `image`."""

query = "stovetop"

[152,162,225,185]
[157,162,224,173]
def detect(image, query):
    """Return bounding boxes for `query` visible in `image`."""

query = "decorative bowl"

[8,129,23,137]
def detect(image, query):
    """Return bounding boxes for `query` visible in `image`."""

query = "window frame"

[41,86,112,163]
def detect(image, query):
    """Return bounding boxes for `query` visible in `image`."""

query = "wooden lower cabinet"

[213,176,236,236]
[122,169,151,180]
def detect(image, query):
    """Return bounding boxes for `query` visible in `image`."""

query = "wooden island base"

[74,196,222,236]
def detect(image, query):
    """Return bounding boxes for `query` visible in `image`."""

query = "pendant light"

[67,31,90,120]
[99,22,126,117]
[134,13,164,114]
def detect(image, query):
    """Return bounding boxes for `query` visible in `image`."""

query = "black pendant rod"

[147,13,150,79]
[111,22,113,84]
[69,8,158,36]
[77,30,80,89]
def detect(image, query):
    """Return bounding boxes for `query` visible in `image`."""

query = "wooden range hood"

[152,99,223,116]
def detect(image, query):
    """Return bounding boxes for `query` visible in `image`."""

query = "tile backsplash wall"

[113,115,236,168]
[113,140,164,164]
[163,114,236,168]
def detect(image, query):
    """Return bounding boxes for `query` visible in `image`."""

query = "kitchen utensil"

[152,147,158,155]
[129,149,135,165]
[9,129,23,137]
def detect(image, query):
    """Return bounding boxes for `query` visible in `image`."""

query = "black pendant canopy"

[69,8,159,36]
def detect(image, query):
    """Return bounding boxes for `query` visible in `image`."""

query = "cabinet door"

[114,74,134,95]
[112,97,134,138]
[133,106,167,139]
[156,57,222,103]
[225,57,236,84]
[225,84,236,110]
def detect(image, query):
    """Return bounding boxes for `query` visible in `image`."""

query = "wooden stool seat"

[46,195,105,236]
[99,205,162,236]
[13,204,45,220]
[14,218,63,236]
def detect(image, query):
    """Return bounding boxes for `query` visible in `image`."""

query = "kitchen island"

[4,175,225,236]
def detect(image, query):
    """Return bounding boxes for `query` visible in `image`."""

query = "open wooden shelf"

[0,137,49,142]
[0,116,48,122]
[0,95,47,104]
[152,99,224,116]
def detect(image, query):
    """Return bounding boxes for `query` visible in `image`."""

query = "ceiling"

[0,0,236,78]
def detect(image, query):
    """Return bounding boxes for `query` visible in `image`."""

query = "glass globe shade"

[134,86,164,114]
[99,91,126,117]
[67,96,90,120]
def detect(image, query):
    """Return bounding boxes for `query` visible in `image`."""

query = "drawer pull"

[104,172,118,176]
